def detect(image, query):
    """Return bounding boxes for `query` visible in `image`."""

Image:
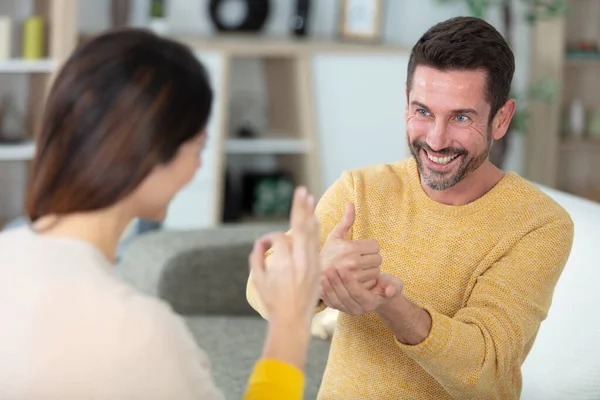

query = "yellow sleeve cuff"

[244,359,305,400]
[393,306,452,360]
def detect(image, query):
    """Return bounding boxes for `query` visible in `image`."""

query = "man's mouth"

[425,151,460,165]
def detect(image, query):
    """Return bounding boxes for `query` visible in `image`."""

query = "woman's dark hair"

[407,16,515,122]
[26,28,213,221]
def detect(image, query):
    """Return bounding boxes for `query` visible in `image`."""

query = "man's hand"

[321,267,403,316]
[320,202,382,292]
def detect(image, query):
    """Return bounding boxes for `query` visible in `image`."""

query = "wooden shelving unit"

[527,0,600,203]
[0,141,35,161]
[187,37,322,225]
[0,0,77,223]
[51,23,411,230]
[0,0,77,152]
[158,35,412,229]
[0,59,57,73]
[224,138,311,154]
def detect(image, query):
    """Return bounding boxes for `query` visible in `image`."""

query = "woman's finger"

[249,236,271,294]
[290,187,310,271]
[305,196,320,279]
[290,186,308,235]
[268,232,292,272]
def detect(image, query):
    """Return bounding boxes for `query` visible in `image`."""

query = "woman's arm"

[243,319,310,400]
[242,186,322,400]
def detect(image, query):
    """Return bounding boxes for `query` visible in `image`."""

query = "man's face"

[405,66,500,191]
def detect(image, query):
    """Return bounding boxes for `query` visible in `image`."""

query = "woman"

[0,29,321,399]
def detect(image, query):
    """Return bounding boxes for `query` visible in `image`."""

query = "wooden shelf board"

[0,141,35,161]
[560,137,600,151]
[223,216,289,227]
[565,58,600,68]
[0,59,57,73]
[174,34,410,56]
[225,138,310,154]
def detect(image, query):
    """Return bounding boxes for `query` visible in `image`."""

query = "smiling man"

[246,16,574,400]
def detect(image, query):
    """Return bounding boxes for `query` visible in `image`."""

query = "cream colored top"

[0,226,224,400]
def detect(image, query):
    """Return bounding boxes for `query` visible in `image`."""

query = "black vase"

[208,0,270,33]
[290,0,311,37]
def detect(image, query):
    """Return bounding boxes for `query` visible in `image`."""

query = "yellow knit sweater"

[246,158,574,400]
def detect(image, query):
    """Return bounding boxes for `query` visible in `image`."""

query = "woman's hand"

[249,186,321,328]
[249,186,321,372]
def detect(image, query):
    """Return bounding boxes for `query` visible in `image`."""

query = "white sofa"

[520,187,600,399]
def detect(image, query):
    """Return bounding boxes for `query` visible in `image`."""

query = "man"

[247,16,574,400]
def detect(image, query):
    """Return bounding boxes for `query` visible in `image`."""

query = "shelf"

[225,138,310,154]
[560,137,600,151]
[0,59,58,73]
[566,57,600,68]
[80,33,411,57]
[172,34,410,56]
[0,141,36,161]
[224,216,290,227]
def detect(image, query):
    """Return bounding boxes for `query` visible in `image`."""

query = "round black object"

[208,0,270,32]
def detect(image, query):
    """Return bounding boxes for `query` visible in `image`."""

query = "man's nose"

[426,119,451,152]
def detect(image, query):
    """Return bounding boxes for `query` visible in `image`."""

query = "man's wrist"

[376,294,432,346]
[375,290,407,318]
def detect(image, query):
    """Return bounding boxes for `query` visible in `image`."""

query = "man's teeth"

[427,153,458,165]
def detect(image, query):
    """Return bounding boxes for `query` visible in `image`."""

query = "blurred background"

[0,0,598,232]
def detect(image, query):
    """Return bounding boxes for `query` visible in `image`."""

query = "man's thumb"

[380,274,403,298]
[329,202,355,240]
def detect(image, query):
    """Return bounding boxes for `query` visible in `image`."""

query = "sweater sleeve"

[243,359,305,400]
[395,215,574,399]
[246,170,355,319]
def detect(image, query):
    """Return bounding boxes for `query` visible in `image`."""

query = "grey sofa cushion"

[185,315,330,400]
[159,240,259,315]
[119,223,287,315]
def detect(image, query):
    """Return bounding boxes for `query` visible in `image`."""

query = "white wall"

[312,52,411,189]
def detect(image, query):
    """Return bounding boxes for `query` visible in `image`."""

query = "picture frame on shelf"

[338,0,384,43]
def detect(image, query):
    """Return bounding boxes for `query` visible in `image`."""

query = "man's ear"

[491,99,516,141]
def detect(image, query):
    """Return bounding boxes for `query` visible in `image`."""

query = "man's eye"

[455,115,469,122]
[417,109,430,116]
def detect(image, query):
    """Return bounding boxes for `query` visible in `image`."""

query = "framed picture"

[338,0,384,42]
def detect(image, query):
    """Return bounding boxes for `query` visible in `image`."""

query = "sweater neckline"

[402,157,517,217]
[21,225,115,270]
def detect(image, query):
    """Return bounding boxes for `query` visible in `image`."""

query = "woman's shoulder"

[0,228,223,398]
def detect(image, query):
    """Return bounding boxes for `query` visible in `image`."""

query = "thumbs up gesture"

[320,202,382,292]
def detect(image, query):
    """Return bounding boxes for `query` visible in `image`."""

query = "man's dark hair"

[407,16,515,122]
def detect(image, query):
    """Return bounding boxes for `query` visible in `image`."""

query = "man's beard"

[409,128,493,191]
